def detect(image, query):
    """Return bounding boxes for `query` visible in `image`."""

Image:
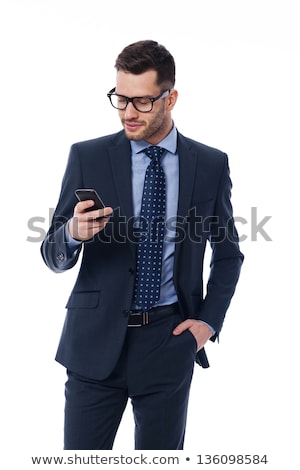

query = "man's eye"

[136,98,150,106]
[117,96,127,104]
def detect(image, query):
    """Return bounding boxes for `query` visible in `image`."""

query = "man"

[41,40,244,450]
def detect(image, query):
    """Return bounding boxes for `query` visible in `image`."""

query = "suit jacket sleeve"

[198,154,244,340]
[40,143,83,273]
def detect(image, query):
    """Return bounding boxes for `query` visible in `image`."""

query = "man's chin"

[124,129,143,141]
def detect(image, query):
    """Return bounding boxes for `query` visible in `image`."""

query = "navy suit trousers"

[64,307,197,450]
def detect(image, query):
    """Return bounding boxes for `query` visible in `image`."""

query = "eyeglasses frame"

[107,88,170,113]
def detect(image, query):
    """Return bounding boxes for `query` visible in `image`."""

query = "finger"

[173,319,194,336]
[103,207,113,217]
[75,200,95,214]
[84,206,113,221]
[95,206,113,219]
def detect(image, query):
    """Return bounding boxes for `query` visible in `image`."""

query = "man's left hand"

[173,319,212,351]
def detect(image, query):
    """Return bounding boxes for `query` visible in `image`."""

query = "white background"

[1,0,299,468]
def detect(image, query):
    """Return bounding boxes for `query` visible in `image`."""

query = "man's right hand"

[68,200,113,241]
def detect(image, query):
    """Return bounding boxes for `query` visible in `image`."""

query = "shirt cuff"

[64,222,82,254]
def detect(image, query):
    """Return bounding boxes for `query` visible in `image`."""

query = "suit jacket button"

[128,268,134,275]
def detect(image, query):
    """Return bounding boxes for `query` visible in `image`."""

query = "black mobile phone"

[75,189,108,217]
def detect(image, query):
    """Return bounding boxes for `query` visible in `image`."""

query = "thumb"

[173,319,193,336]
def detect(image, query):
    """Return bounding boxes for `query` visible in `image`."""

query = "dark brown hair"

[115,40,175,89]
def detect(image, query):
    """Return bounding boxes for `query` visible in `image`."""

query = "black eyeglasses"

[107,88,170,113]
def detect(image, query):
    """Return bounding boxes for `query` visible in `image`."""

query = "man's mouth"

[124,121,143,132]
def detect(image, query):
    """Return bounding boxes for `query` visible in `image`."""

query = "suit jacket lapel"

[173,132,198,274]
[108,132,134,220]
[177,133,198,220]
[108,132,137,261]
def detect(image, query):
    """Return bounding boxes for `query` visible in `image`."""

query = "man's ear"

[166,89,178,111]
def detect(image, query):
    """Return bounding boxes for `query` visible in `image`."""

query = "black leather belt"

[127,303,179,327]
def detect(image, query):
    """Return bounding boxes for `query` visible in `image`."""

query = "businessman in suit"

[41,40,244,450]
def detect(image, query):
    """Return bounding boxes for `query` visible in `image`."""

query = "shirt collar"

[130,124,177,155]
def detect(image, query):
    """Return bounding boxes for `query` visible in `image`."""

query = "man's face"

[115,70,176,145]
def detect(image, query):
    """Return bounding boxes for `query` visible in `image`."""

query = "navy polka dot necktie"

[133,146,166,310]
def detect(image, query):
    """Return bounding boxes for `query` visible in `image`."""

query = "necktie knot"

[144,146,166,162]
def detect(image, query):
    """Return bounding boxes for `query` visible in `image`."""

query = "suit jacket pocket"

[66,291,100,309]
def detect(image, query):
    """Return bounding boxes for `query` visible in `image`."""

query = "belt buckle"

[128,311,149,327]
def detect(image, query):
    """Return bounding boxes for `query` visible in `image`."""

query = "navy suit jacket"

[41,130,244,380]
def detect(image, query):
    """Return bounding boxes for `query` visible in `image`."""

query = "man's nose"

[124,101,139,119]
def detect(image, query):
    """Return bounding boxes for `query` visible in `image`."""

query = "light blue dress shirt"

[130,125,179,307]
